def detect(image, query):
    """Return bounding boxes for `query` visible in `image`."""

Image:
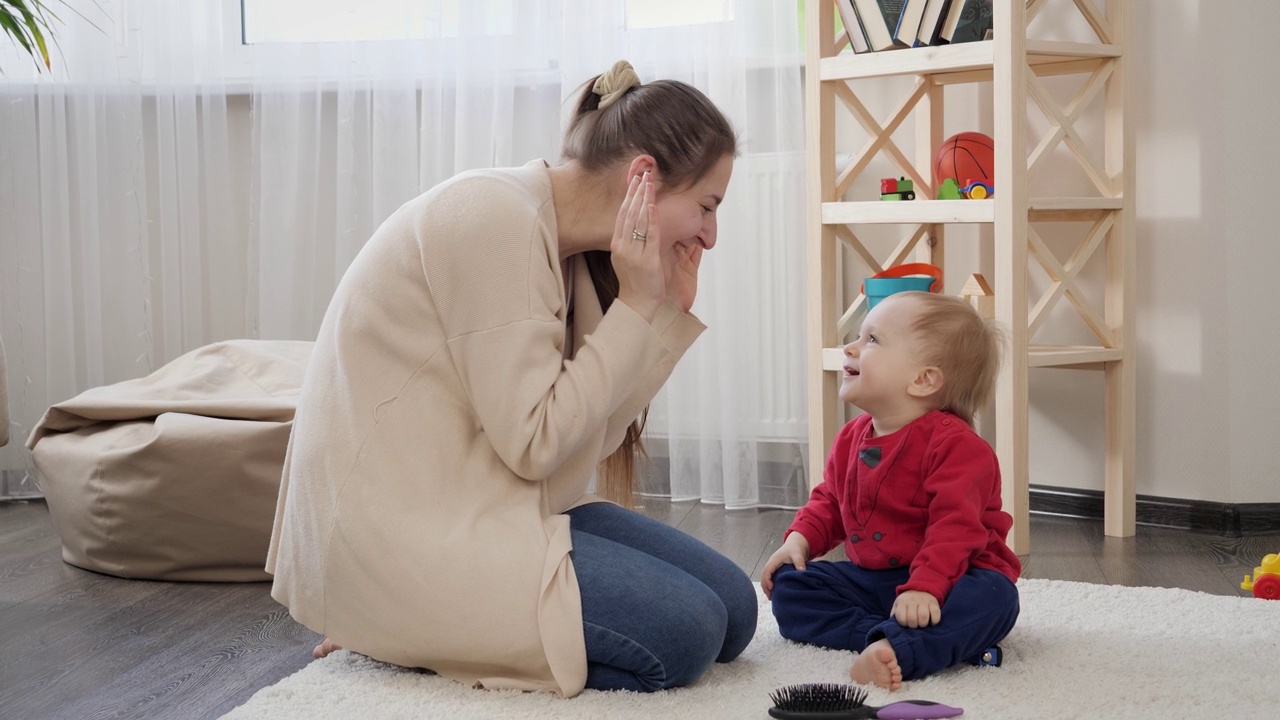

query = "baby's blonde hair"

[898,292,1005,426]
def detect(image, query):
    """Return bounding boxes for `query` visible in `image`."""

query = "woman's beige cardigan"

[266,161,704,697]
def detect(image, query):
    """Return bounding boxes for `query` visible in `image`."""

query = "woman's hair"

[903,292,1006,427]
[564,61,736,506]
[562,61,737,189]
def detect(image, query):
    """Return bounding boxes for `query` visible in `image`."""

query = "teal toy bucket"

[862,263,943,308]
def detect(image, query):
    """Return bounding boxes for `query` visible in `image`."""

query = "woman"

[267,60,757,697]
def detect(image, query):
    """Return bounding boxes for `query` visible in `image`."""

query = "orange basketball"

[935,132,994,186]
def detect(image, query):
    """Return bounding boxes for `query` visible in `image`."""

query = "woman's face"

[653,154,733,257]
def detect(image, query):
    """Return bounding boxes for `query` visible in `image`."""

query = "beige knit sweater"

[266,161,704,697]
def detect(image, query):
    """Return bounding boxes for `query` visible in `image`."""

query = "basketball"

[935,132,994,186]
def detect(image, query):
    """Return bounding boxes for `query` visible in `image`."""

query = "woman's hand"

[610,172,665,322]
[665,241,703,313]
[761,532,810,600]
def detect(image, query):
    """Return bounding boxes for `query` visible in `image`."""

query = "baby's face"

[839,294,928,413]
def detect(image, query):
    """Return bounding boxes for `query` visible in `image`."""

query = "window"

[240,0,514,45]
[227,0,765,85]
[240,0,731,45]
[626,0,732,29]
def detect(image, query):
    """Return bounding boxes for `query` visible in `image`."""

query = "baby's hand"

[892,590,941,628]
[761,533,810,600]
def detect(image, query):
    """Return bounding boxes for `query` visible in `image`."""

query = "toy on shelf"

[1242,553,1280,599]
[935,131,994,188]
[961,273,995,320]
[880,176,916,201]
[936,178,963,200]
[862,263,943,309]
[962,179,994,199]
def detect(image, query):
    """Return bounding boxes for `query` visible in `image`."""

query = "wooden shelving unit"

[804,1,1135,554]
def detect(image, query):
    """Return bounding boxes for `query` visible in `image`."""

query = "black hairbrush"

[767,683,963,719]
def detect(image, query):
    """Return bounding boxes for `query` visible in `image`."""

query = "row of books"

[837,0,994,54]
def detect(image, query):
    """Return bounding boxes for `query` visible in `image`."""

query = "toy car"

[961,179,993,199]
[880,177,916,201]
[1242,553,1280,599]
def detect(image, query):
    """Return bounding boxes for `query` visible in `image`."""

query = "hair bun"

[593,60,641,110]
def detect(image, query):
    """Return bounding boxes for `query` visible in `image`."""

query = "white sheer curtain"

[0,0,808,508]
[0,0,242,496]
[561,3,812,508]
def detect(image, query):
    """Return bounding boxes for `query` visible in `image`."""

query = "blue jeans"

[771,561,1019,681]
[565,502,757,692]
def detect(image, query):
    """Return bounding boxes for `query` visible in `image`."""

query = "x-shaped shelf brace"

[1022,1,1121,347]
[832,78,933,200]
[1026,215,1117,346]
[1026,63,1117,196]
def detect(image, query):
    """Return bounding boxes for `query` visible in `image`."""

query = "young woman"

[267,60,757,697]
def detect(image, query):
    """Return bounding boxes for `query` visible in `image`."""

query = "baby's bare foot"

[850,638,903,691]
[313,637,343,659]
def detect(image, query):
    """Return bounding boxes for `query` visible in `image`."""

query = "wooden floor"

[3,497,1276,719]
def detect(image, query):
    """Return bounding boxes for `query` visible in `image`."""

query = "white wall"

[833,0,1280,505]
[1137,0,1280,504]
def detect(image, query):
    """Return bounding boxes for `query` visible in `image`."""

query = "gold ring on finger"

[632,230,646,241]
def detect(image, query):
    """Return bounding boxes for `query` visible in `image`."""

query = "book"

[894,0,929,48]
[852,0,908,52]
[916,0,952,46]
[939,0,993,44]
[835,0,871,54]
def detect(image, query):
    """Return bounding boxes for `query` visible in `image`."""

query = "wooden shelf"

[822,200,992,225]
[819,40,1121,83]
[824,345,1122,372]
[1029,197,1124,221]
[804,1,1137,555]
[821,198,1123,226]
[1028,345,1123,368]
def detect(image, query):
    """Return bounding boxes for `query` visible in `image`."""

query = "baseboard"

[1030,485,1280,537]
[0,467,41,500]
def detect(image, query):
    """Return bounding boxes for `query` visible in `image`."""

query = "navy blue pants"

[770,561,1018,680]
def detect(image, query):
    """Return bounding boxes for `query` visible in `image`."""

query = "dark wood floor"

[3,497,1276,719]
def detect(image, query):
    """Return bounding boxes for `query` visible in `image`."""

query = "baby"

[763,291,1021,690]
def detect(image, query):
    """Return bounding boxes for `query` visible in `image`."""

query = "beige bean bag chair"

[26,340,312,581]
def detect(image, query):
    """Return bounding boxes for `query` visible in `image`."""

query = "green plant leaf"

[1,0,65,72]
[18,7,51,69]
[0,12,36,58]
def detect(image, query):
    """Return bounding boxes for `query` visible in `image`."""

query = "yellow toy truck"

[1242,553,1280,599]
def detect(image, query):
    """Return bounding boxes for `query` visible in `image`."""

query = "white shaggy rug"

[223,579,1278,719]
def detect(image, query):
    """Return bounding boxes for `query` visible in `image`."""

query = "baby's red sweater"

[787,409,1021,602]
